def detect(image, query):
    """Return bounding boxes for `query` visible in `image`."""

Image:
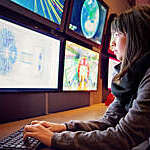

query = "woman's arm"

[65,98,127,132]
[30,97,127,133]
[51,68,150,150]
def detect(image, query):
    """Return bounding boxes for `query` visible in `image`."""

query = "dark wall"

[0,93,45,123]
[48,92,89,113]
[0,92,89,123]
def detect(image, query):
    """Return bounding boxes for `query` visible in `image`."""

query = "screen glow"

[10,0,65,25]
[69,0,107,44]
[0,18,60,89]
[63,41,99,91]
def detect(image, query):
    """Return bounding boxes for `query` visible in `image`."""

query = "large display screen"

[108,57,120,89]
[63,41,99,91]
[0,18,60,90]
[10,0,65,25]
[68,0,108,45]
[0,0,68,31]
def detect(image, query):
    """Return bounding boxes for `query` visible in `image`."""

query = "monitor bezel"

[65,0,109,48]
[0,0,70,32]
[0,13,64,92]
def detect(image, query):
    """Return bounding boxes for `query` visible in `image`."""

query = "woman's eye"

[111,32,120,39]
[115,33,119,37]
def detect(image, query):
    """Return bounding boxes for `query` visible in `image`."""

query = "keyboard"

[0,127,40,149]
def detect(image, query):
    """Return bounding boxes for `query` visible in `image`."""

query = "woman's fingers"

[23,132,37,140]
[31,120,50,128]
[24,125,36,132]
[24,124,43,133]
[23,124,43,140]
[31,120,40,125]
[23,124,53,147]
[41,121,51,128]
[26,121,66,133]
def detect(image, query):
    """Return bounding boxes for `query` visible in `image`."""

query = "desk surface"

[0,104,106,150]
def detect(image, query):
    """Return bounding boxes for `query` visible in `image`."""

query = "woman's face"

[110,31,127,61]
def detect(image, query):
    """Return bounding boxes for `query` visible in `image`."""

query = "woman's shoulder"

[137,67,150,98]
[141,67,150,82]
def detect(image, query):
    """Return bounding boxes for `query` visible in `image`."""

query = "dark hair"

[111,5,150,81]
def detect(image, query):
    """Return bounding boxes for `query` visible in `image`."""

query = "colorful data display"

[10,0,65,24]
[63,41,99,91]
[69,0,107,44]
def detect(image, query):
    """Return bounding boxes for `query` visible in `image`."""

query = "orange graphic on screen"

[63,41,99,91]
[78,57,89,90]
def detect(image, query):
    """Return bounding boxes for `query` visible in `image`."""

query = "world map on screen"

[81,0,100,38]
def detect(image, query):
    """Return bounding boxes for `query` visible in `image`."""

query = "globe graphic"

[81,0,100,39]
[0,28,17,74]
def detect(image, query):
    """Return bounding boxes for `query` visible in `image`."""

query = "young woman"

[24,5,150,150]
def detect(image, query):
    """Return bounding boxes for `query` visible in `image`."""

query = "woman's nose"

[110,40,116,51]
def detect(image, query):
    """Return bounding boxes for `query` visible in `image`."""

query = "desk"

[0,114,65,150]
[0,104,106,150]
[0,116,62,150]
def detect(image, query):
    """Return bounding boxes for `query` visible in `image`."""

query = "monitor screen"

[10,0,65,25]
[0,18,61,91]
[0,0,68,31]
[108,57,120,89]
[67,0,108,45]
[63,41,99,91]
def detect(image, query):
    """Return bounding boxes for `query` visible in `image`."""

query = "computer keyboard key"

[0,127,41,150]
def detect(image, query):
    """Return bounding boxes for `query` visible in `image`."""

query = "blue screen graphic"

[0,28,17,74]
[10,0,65,25]
[0,18,61,89]
[69,0,107,44]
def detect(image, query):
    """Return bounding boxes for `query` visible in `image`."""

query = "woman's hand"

[31,120,67,132]
[23,124,54,147]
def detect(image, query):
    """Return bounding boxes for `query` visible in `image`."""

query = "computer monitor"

[108,57,120,89]
[0,17,61,91]
[63,40,99,91]
[66,0,108,47]
[0,0,69,31]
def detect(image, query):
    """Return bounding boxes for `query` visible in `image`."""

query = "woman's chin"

[116,55,122,61]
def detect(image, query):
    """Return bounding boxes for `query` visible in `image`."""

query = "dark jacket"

[51,67,150,150]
